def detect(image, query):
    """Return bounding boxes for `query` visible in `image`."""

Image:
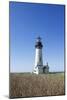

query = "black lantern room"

[35,37,43,49]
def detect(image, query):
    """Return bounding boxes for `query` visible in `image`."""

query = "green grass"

[10,72,65,98]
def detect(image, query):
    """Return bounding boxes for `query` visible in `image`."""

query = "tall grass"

[10,73,65,98]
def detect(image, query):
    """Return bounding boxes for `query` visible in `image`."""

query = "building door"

[43,67,46,73]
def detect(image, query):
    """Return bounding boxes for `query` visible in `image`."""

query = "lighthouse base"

[33,65,49,74]
[33,67,43,74]
[33,66,43,74]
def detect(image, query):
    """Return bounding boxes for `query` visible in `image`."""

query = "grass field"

[10,72,65,98]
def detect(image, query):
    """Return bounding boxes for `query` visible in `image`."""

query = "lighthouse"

[33,37,49,74]
[33,37,43,74]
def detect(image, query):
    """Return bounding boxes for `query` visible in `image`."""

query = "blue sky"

[10,2,65,72]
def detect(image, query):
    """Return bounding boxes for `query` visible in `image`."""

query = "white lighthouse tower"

[33,37,43,74]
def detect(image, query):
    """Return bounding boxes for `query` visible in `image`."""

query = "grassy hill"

[9,72,65,98]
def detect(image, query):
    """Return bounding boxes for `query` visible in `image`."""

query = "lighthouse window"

[39,57,41,62]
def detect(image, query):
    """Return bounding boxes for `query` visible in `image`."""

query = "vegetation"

[10,72,65,98]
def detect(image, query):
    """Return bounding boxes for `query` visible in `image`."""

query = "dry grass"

[10,73,65,98]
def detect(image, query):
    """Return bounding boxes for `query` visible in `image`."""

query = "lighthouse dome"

[35,37,43,48]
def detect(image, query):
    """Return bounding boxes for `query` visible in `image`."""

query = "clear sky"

[9,2,65,72]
